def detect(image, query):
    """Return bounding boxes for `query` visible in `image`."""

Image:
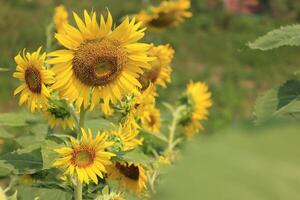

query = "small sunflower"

[97,186,125,200]
[54,5,69,33]
[53,128,115,184]
[141,106,161,134]
[179,81,212,137]
[43,99,75,130]
[136,0,192,30]
[13,48,55,112]
[47,10,154,112]
[139,44,174,89]
[106,161,147,195]
[107,125,142,152]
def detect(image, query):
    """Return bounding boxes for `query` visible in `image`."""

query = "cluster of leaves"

[249,24,300,124]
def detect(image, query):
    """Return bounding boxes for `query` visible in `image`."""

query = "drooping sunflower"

[179,81,212,137]
[106,161,147,195]
[13,48,55,112]
[107,125,142,152]
[139,44,174,89]
[136,0,192,30]
[53,128,115,184]
[54,5,69,33]
[47,10,154,112]
[141,106,161,134]
[43,99,75,130]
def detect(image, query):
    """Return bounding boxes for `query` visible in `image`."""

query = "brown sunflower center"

[72,38,127,87]
[72,147,95,167]
[116,162,139,180]
[24,67,42,93]
[138,61,161,90]
[149,12,176,28]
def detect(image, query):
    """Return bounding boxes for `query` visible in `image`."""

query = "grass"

[0,0,299,132]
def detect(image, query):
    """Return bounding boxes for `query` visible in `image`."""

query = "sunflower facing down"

[141,106,161,134]
[106,161,147,195]
[43,100,75,130]
[13,48,55,112]
[179,81,212,137]
[53,128,115,184]
[54,5,68,33]
[47,10,154,112]
[136,0,192,30]
[107,125,143,152]
[139,44,174,89]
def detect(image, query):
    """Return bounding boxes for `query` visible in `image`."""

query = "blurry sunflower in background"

[13,48,55,112]
[139,44,174,89]
[141,106,161,134]
[136,0,192,30]
[47,10,154,112]
[107,124,143,152]
[97,186,125,200]
[179,81,212,137]
[43,99,75,130]
[54,5,68,33]
[106,161,147,195]
[53,128,115,184]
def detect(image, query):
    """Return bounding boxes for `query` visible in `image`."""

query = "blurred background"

[1,0,300,199]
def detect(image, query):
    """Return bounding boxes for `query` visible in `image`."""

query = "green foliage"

[254,79,300,124]
[0,113,39,127]
[153,123,300,200]
[85,118,115,133]
[116,148,153,165]
[16,186,71,200]
[248,24,300,50]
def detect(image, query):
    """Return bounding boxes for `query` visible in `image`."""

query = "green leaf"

[85,118,115,133]
[0,145,43,174]
[15,124,48,147]
[117,148,152,164]
[0,68,9,72]
[41,140,64,169]
[0,113,39,127]
[0,127,13,138]
[248,24,300,50]
[254,79,300,124]
[16,186,71,200]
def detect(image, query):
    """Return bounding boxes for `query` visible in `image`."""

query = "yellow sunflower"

[47,10,154,112]
[106,161,147,195]
[54,5,68,33]
[13,48,55,112]
[53,128,115,184]
[107,125,142,152]
[141,106,161,134]
[139,44,174,89]
[97,186,125,200]
[136,0,192,30]
[43,100,75,130]
[179,81,212,137]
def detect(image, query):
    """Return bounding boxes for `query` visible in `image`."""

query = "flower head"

[13,48,55,112]
[136,0,192,30]
[179,81,212,137]
[53,128,115,184]
[47,10,154,112]
[141,106,161,134]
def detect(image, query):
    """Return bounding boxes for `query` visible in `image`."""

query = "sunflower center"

[72,38,127,87]
[116,162,139,180]
[24,67,42,93]
[72,148,95,167]
[149,12,176,28]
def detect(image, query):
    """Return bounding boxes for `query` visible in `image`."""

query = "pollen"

[24,67,42,93]
[72,38,128,87]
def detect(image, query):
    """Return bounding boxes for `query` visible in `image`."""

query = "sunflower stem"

[75,177,82,200]
[79,106,86,128]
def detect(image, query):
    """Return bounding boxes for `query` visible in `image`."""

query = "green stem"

[79,106,86,128]
[74,178,82,200]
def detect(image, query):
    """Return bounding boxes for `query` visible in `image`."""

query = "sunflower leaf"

[117,148,152,164]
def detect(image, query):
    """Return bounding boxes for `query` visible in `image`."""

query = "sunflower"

[136,0,192,30]
[47,10,154,112]
[106,161,147,195]
[139,44,174,89]
[53,128,115,184]
[141,106,161,134]
[13,48,55,112]
[179,81,212,137]
[97,186,125,200]
[107,125,142,152]
[54,5,68,33]
[43,99,75,130]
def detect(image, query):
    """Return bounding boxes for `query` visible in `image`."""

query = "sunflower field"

[1,0,300,200]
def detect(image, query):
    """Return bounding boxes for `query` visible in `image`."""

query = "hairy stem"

[74,178,82,200]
